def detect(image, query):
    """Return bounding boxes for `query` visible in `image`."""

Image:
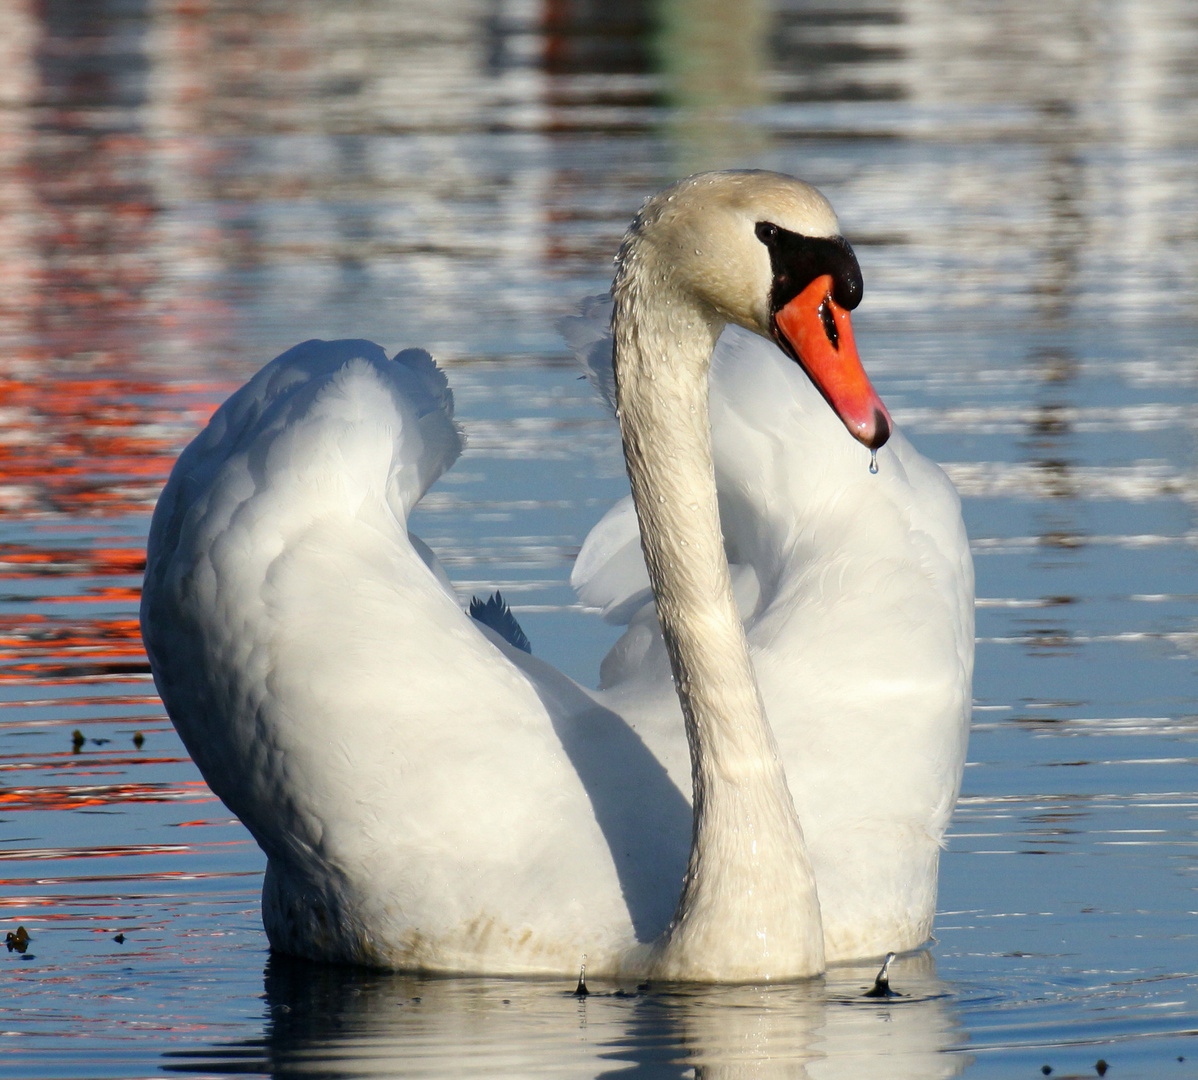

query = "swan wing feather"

[141,340,679,972]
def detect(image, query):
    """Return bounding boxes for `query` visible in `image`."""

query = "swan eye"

[761,228,864,313]
[755,222,779,245]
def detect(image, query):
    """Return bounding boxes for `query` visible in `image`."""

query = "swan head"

[619,170,891,450]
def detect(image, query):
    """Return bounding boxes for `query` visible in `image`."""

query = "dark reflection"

[1038,531,1084,550]
[656,0,771,169]
[160,951,967,1078]
[541,0,656,78]
[18,0,161,365]
[774,3,906,103]
[1030,404,1070,437]
[1033,101,1088,328]
[35,0,151,111]
[1018,342,1085,657]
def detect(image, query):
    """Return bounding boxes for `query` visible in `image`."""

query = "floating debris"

[5,926,30,953]
[114,933,125,944]
[1095,1062,1108,1076]
[71,730,85,753]
[133,732,145,749]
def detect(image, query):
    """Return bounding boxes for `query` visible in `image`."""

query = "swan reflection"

[164,951,968,1077]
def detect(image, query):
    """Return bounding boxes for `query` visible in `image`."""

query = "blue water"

[2,0,1197,1076]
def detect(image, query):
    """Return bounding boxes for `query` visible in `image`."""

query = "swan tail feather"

[468,592,532,654]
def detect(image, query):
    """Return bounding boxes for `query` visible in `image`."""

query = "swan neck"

[612,292,759,778]
[612,251,824,980]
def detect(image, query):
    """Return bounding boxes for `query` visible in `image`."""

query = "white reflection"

[161,952,968,1078]
[677,954,966,1080]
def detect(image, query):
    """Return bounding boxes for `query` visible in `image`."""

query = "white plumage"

[141,172,973,980]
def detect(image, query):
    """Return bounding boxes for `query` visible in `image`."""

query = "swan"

[140,170,973,982]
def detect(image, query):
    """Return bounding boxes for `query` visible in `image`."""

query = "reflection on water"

[0,0,1197,1077]
[159,953,965,1079]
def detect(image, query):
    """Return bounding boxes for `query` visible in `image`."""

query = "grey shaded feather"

[557,295,616,414]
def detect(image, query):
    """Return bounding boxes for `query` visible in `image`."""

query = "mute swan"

[141,170,973,982]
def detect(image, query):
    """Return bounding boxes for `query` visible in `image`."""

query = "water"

[2,0,1197,1076]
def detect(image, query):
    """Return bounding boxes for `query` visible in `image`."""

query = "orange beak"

[772,274,891,451]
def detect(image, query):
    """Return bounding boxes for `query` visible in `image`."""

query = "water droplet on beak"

[869,448,879,475]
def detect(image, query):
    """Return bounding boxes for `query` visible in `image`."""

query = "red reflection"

[0,377,228,520]
[0,614,149,681]
[0,546,145,578]
[0,840,246,862]
[0,779,210,812]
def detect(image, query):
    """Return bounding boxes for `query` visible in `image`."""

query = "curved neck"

[612,250,824,981]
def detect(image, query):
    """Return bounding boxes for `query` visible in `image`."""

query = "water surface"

[1,1,1197,1076]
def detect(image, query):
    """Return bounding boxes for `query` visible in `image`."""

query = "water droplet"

[658,495,667,503]
[869,449,879,475]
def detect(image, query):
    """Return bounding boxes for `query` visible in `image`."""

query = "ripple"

[943,462,1196,501]
[0,0,1197,1076]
